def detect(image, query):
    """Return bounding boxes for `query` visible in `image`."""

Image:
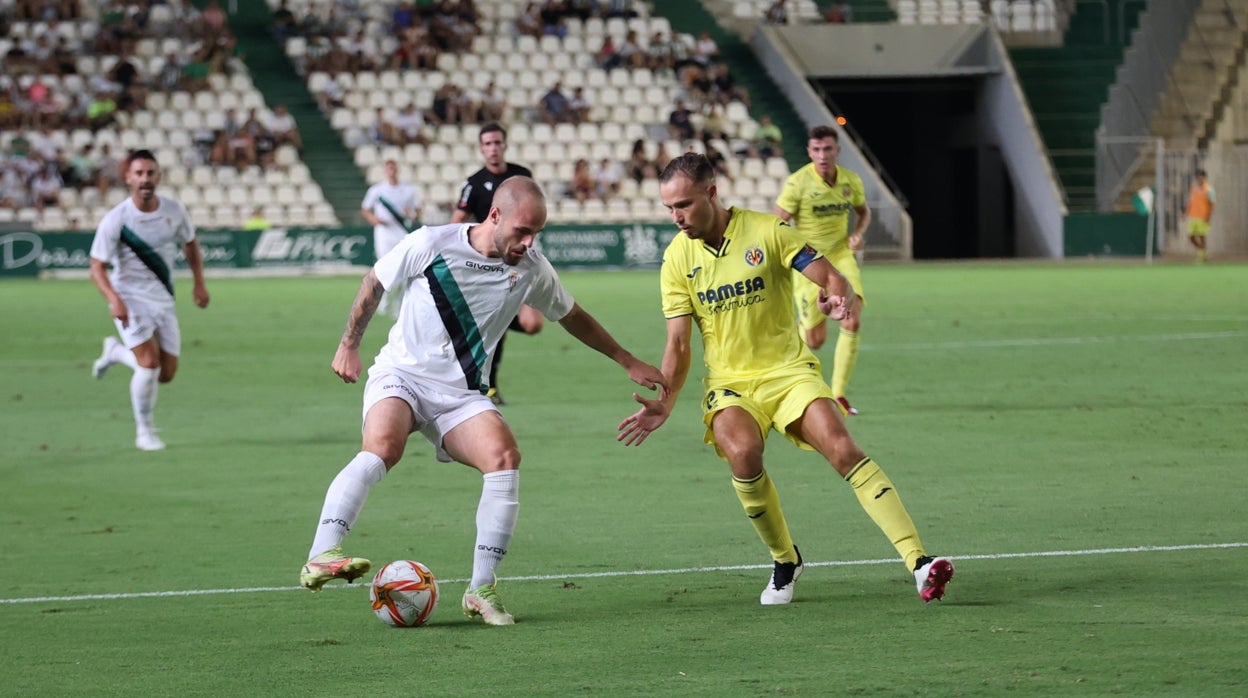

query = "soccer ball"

[370,560,439,627]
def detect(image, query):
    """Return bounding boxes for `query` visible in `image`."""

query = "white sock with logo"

[470,469,520,589]
[110,341,139,370]
[308,451,387,560]
[130,367,160,434]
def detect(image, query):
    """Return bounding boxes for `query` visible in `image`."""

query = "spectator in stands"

[0,87,20,131]
[67,145,98,189]
[0,163,26,210]
[596,34,623,72]
[752,115,783,159]
[618,30,645,69]
[701,103,730,143]
[87,91,118,132]
[764,0,789,24]
[157,53,185,93]
[243,108,277,168]
[705,143,733,183]
[594,158,622,199]
[825,2,853,23]
[539,81,574,125]
[95,143,123,195]
[429,82,462,125]
[479,81,507,122]
[652,141,673,173]
[604,0,637,19]
[516,2,543,39]
[692,31,720,67]
[569,87,591,124]
[711,63,749,106]
[371,108,398,145]
[668,99,696,142]
[392,103,431,146]
[317,72,346,111]
[680,63,713,106]
[243,206,271,231]
[647,32,674,73]
[30,163,63,213]
[273,0,298,40]
[667,32,695,74]
[393,22,440,70]
[626,139,656,183]
[456,85,480,125]
[200,0,229,37]
[267,104,303,152]
[568,158,595,202]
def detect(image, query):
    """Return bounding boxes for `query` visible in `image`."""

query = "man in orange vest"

[1186,169,1214,263]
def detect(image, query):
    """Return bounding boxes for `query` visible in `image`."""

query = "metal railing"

[1096,0,1202,211]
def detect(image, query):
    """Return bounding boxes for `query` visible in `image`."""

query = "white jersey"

[362,181,422,234]
[89,195,195,311]
[371,223,575,395]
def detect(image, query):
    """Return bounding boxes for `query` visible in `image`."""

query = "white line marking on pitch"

[2,542,1244,605]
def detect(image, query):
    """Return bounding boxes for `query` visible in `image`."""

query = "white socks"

[130,367,160,434]
[110,340,139,369]
[470,469,520,589]
[308,451,388,560]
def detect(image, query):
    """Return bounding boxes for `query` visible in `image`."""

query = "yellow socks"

[831,328,860,397]
[845,458,925,571]
[732,470,798,564]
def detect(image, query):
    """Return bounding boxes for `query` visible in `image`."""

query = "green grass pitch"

[2,262,1247,696]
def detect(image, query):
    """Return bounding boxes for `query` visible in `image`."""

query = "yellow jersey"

[775,163,866,254]
[661,208,822,380]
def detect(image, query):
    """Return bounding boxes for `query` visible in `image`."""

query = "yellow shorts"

[1188,218,1210,236]
[792,246,864,332]
[700,366,836,460]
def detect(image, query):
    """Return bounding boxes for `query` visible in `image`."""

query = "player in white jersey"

[362,160,423,315]
[88,149,211,451]
[300,177,667,626]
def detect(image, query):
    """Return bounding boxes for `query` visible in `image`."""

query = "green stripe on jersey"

[120,226,174,297]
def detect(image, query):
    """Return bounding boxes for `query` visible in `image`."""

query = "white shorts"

[115,301,181,356]
[374,226,407,261]
[362,370,496,463]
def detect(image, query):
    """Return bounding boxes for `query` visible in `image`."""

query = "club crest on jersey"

[744,247,764,266]
[842,185,852,197]
[508,271,519,290]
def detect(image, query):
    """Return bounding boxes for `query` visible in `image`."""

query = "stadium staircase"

[225,2,366,226]
[1008,0,1144,211]
[1115,0,1248,210]
[677,2,815,170]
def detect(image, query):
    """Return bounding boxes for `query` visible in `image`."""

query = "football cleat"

[135,431,166,451]
[914,556,954,603]
[760,546,804,605]
[834,396,859,416]
[487,387,506,406]
[462,583,515,625]
[301,546,372,592]
[93,337,121,380]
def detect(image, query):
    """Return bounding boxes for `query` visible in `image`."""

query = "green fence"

[0,223,680,277]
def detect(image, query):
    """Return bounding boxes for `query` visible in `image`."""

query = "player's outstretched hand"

[332,345,363,383]
[617,392,670,446]
[626,360,669,401]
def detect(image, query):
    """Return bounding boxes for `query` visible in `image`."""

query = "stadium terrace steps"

[227,0,367,226]
[1008,1,1144,211]
[828,1,897,24]
[679,2,814,170]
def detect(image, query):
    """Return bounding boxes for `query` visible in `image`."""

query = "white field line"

[3,542,1245,605]
[863,330,1248,352]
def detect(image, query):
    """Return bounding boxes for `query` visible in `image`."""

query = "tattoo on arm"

[341,273,384,348]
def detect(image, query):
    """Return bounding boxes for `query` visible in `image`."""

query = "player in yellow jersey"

[1185,168,1214,264]
[618,153,953,606]
[774,125,869,416]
